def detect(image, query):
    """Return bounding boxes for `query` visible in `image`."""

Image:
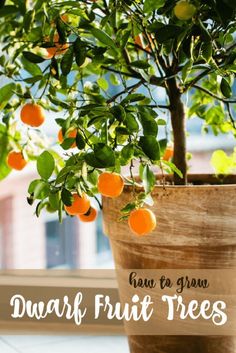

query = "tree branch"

[193,84,236,103]
[183,68,212,92]
[107,80,144,104]
[226,102,236,129]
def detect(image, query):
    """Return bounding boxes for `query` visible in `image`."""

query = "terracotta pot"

[102,175,236,353]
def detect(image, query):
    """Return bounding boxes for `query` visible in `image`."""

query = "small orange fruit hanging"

[78,207,98,222]
[7,151,27,171]
[20,103,45,127]
[45,34,69,59]
[58,128,77,148]
[128,208,156,236]
[98,172,124,198]
[163,146,174,161]
[65,193,90,215]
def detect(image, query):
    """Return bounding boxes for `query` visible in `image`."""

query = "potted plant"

[0,0,236,352]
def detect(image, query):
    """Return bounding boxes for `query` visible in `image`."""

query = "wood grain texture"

[102,176,236,353]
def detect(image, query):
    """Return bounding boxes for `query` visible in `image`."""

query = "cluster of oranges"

[6,100,174,236]
[7,102,46,171]
[65,172,157,236]
[98,172,157,236]
[65,193,98,223]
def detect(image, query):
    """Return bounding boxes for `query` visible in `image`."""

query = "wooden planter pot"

[102,175,236,353]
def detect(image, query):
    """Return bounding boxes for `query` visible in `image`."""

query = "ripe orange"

[45,34,69,59]
[58,128,77,148]
[128,208,156,236]
[20,103,45,127]
[7,151,27,171]
[97,172,124,198]
[174,1,196,20]
[64,193,90,215]
[60,14,68,22]
[134,34,144,48]
[78,207,97,222]
[163,146,174,161]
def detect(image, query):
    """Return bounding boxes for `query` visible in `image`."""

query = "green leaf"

[50,57,60,80]
[24,75,42,83]
[124,113,139,133]
[49,192,60,210]
[94,143,116,167]
[56,17,67,43]
[130,60,150,69]
[0,124,10,180]
[74,37,87,67]
[110,73,120,86]
[61,188,73,206]
[201,41,212,63]
[121,93,146,105]
[0,5,18,17]
[159,138,168,155]
[91,27,117,50]
[138,107,158,136]
[120,144,134,165]
[110,105,126,122]
[21,57,42,76]
[36,201,47,217]
[28,180,49,199]
[121,203,136,214]
[211,150,234,174]
[37,151,55,180]
[162,160,183,178]
[61,46,74,76]
[23,9,35,33]
[144,0,165,12]
[76,133,86,150]
[142,164,156,194]
[139,136,160,161]
[97,77,109,91]
[220,78,231,98]
[182,59,193,82]
[155,25,183,43]
[0,83,16,109]
[23,51,45,63]
[60,138,75,150]
[157,119,166,125]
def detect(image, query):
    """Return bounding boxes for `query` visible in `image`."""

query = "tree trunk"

[167,77,187,185]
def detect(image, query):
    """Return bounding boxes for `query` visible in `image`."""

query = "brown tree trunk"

[167,77,187,185]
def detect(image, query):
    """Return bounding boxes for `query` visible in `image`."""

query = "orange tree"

[0,0,236,233]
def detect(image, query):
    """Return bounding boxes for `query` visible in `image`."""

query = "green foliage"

[211,149,236,175]
[37,151,55,180]
[0,0,235,218]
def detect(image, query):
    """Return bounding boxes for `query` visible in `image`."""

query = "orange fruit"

[58,128,77,148]
[7,151,27,171]
[60,14,68,22]
[174,1,196,20]
[20,103,45,127]
[98,172,124,198]
[78,207,98,222]
[134,34,144,48]
[163,146,174,161]
[128,208,156,236]
[45,34,69,59]
[64,193,90,215]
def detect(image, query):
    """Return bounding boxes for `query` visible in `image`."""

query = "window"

[45,217,78,268]
[96,212,110,255]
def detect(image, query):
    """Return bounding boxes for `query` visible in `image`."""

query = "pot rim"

[124,173,236,189]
